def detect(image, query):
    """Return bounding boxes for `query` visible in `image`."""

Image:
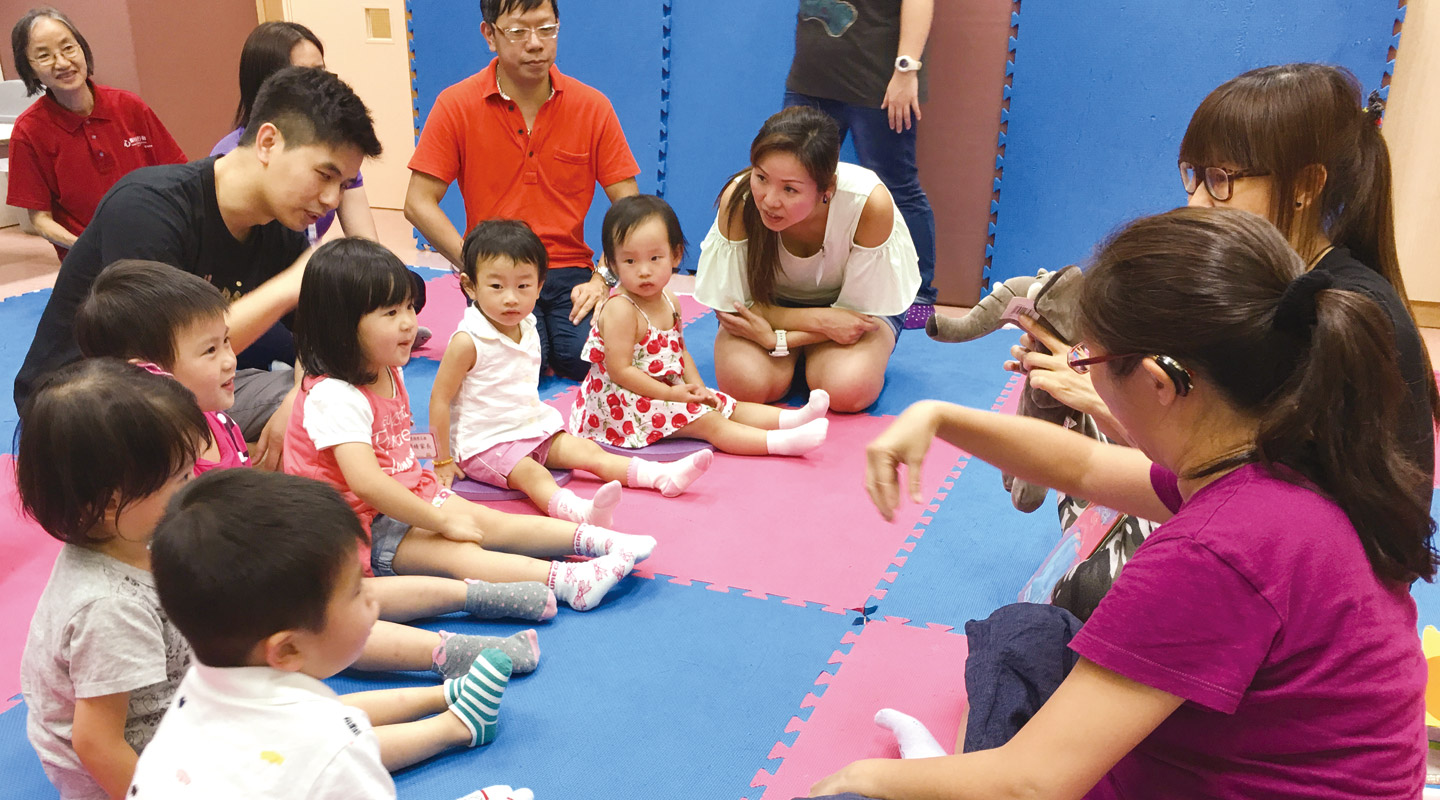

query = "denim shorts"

[774,297,903,351]
[369,514,411,578]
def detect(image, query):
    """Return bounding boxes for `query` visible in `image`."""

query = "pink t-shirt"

[282,367,438,574]
[1073,464,1426,799]
[194,410,249,475]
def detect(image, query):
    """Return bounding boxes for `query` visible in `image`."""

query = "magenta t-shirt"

[1073,463,1425,799]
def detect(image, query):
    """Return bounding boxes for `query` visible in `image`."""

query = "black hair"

[294,237,415,385]
[233,21,325,129]
[481,0,558,25]
[151,469,367,668]
[75,260,229,369]
[16,359,209,546]
[1081,207,1436,584]
[461,219,549,286]
[719,106,840,304]
[237,65,381,159]
[601,194,687,266]
[10,6,93,96]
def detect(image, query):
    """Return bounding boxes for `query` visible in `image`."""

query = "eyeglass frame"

[28,41,83,69]
[494,22,560,43]
[1178,161,1270,202]
[1067,343,1193,396]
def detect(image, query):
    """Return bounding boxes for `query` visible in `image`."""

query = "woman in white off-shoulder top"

[694,107,920,412]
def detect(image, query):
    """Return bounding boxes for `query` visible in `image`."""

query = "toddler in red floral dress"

[571,195,830,457]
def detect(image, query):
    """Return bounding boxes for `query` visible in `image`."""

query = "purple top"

[1073,463,1425,799]
[209,127,362,242]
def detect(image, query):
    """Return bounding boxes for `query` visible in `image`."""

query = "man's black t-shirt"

[786,0,927,108]
[13,157,307,410]
[1313,247,1435,495]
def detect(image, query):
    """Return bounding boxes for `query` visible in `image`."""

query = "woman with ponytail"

[694,106,921,413]
[812,207,1432,800]
[1016,63,1437,489]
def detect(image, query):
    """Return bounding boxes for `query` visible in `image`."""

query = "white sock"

[627,450,714,497]
[765,418,828,456]
[777,389,830,429]
[547,481,622,526]
[574,523,656,562]
[875,708,947,759]
[547,552,635,611]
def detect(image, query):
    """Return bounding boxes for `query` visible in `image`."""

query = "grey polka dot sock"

[464,579,557,621]
[432,629,539,679]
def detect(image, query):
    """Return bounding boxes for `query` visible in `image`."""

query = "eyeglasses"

[497,23,560,43]
[1068,343,1193,396]
[28,42,82,69]
[1179,161,1270,202]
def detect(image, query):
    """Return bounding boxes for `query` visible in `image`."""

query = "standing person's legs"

[845,103,939,312]
[535,266,595,381]
[782,92,853,142]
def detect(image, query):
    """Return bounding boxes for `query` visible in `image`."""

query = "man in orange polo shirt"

[405,0,640,380]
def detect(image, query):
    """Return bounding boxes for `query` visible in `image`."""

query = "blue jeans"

[535,266,596,380]
[783,91,938,305]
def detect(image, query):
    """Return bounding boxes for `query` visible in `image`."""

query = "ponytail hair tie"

[1364,89,1385,126]
[1273,270,1334,333]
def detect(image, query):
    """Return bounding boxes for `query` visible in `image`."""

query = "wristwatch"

[895,55,922,73]
[769,329,789,358]
[594,260,619,287]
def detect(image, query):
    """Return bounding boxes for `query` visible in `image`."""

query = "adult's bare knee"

[813,373,883,413]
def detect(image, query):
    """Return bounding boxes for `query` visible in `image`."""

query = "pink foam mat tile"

[748,619,970,799]
[0,455,63,712]
[677,292,710,325]
[504,404,965,613]
[414,272,466,358]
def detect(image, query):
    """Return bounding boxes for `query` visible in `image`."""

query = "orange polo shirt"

[409,59,640,269]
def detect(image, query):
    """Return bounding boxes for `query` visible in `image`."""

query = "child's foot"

[547,481,623,526]
[464,578,557,622]
[573,523,656,562]
[778,389,831,429]
[547,551,636,611]
[875,708,948,759]
[628,449,714,497]
[766,418,829,456]
[444,648,512,747]
[432,629,540,678]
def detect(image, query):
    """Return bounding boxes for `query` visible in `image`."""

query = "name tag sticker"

[410,432,437,459]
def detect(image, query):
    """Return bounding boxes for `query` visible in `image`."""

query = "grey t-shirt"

[785,0,928,108]
[20,545,191,799]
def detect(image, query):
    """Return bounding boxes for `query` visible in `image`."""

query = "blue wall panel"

[988,0,1398,282]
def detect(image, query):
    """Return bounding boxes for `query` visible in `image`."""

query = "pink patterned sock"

[573,523,656,562]
[765,418,828,456]
[777,389,831,429]
[627,449,714,497]
[546,552,635,611]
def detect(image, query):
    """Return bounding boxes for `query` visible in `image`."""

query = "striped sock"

[444,648,512,746]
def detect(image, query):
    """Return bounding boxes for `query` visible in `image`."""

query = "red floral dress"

[569,292,737,448]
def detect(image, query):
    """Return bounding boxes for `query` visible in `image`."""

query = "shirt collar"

[190,664,339,705]
[481,58,563,102]
[43,80,109,132]
[465,303,537,345]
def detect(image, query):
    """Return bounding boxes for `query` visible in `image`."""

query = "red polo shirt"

[409,59,639,269]
[6,81,185,257]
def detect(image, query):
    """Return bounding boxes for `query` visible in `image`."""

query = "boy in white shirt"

[129,469,526,798]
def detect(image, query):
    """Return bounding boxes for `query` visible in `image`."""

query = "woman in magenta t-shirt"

[813,207,1431,799]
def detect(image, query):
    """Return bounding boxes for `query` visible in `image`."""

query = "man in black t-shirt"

[784,0,938,327]
[14,67,381,467]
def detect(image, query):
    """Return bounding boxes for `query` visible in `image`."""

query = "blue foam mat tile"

[328,577,852,798]
[1408,494,1440,632]
[872,458,1059,632]
[989,0,1398,283]
[0,697,58,799]
[0,290,52,455]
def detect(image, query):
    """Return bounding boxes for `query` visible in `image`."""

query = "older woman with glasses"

[5,6,185,258]
[811,207,1432,800]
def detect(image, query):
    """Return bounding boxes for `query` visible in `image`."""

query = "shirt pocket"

[547,148,594,196]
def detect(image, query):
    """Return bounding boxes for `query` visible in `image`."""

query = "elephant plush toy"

[926,266,1085,512]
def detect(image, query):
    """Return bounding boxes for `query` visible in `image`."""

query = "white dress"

[694,162,921,316]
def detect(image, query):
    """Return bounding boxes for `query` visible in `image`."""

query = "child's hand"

[434,460,464,488]
[437,506,485,544]
[673,383,719,407]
